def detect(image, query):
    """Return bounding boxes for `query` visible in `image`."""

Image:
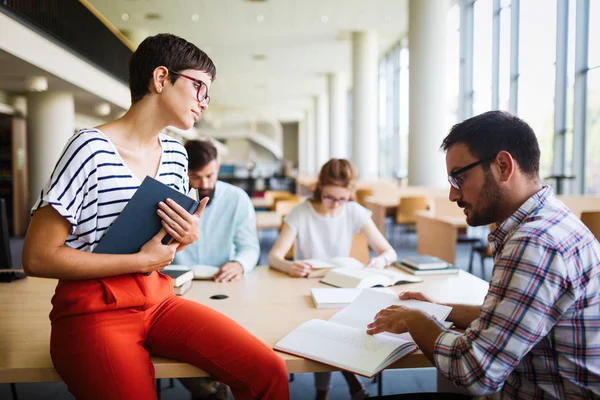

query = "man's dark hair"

[441,111,541,177]
[185,140,218,171]
[129,33,216,104]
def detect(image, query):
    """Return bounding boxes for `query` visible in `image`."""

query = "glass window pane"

[447,3,460,125]
[589,0,600,68]
[518,0,556,183]
[399,45,409,181]
[499,3,511,110]
[586,69,600,195]
[473,0,493,115]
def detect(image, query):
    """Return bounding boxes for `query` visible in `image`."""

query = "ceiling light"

[252,54,267,61]
[24,76,48,92]
[191,14,200,22]
[121,13,129,21]
[256,14,265,22]
[384,16,392,22]
[321,16,329,23]
[145,12,161,21]
[95,103,111,117]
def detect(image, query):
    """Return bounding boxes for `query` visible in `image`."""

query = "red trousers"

[49,271,289,400]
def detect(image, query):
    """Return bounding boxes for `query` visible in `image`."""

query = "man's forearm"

[406,311,447,363]
[443,304,481,329]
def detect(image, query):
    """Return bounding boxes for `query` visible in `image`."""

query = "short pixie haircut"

[129,33,216,104]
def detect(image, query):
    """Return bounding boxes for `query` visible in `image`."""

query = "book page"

[303,259,337,269]
[321,267,391,288]
[311,287,394,308]
[328,257,365,269]
[329,289,452,341]
[274,319,414,377]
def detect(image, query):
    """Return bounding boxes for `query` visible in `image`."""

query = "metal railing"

[0,0,132,83]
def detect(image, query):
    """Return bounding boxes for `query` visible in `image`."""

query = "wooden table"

[415,212,469,265]
[0,267,488,383]
[251,197,272,209]
[255,211,282,230]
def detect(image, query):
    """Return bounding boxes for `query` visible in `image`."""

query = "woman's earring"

[158,87,162,93]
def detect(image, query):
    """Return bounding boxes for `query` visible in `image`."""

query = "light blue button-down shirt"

[173,181,259,273]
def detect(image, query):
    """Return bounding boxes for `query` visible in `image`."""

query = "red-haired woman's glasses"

[169,71,211,105]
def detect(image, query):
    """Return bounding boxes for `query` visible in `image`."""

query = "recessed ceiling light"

[384,16,392,22]
[24,76,48,92]
[191,14,200,22]
[121,13,130,21]
[256,14,265,22]
[145,12,161,21]
[95,103,112,117]
[321,15,329,23]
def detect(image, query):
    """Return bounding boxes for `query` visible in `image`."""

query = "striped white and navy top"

[31,128,189,253]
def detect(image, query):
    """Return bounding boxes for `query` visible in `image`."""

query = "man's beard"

[196,187,215,205]
[460,169,503,227]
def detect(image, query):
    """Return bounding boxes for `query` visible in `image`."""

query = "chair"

[467,224,495,280]
[273,195,300,212]
[393,197,428,245]
[581,211,600,241]
[264,190,292,210]
[355,188,374,207]
[349,233,370,264]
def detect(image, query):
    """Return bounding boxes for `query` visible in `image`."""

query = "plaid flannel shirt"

[434,186,600,399]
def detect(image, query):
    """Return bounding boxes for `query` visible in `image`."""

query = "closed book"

[93,176,199,255]
[400,255,448,270]
[275,289,452,378]
[173,279,192,296]
[393,262,459,276]
[160,268,194,287]
[167,264,220,280]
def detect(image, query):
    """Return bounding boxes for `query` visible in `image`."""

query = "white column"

[352,31,379,179]
[298,115,307,176]
[305,107,316,176]
[314,94,329,171]
[328,72,348,159]
[27,92,75,207]
[408,0,449,187]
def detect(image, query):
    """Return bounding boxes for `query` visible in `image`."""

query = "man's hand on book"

[366,305,426,335]
[214,261,243,282]
[290,261,312,278]
[139,228,179,273]
[398,291,436,304]
[157,197,208,248]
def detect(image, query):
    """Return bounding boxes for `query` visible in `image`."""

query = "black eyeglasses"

[322,195,350,204]
[169,70,211,105]
[448,156,496,190]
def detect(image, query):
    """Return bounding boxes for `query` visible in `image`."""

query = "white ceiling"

[87,0,408,122]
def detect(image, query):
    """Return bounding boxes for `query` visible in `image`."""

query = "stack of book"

[161,268,194,296]
[393,255,459,275]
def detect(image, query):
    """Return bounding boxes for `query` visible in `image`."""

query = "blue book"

[93,176,199,255]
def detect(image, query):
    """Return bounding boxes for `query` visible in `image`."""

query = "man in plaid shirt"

[368,111,600,399]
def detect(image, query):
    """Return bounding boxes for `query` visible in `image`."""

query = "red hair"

[313,159,357,201]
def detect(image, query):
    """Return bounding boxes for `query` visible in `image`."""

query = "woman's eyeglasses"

[169,70,211,105]
[322,195,349,204]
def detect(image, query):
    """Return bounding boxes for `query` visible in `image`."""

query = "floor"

[1,220,494,399]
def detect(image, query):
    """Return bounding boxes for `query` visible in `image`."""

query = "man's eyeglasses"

[169,70,211,105]
[448,156,496,190]
[322,195,349,204]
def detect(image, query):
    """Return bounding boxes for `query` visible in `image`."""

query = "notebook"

[93,176,200,255]
[399,255,449,270]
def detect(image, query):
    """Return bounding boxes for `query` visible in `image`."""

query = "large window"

[518,0,557,183]
[473,0,493,115]
[586,0,600,194]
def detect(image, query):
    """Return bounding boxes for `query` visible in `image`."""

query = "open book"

[275,289,452,377]
[320,266,422,288]
[165,264,220,280]
[301,257,364,278]
[311,287,394,309]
